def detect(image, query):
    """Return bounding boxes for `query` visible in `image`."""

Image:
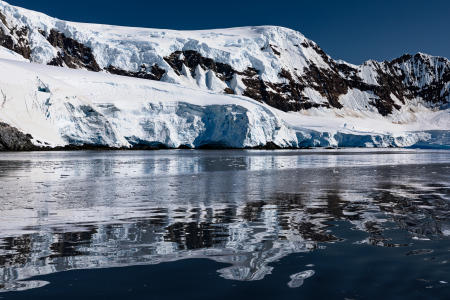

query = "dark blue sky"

[5,0,450,64]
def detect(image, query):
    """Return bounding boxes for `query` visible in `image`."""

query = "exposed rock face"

[0,12,31,59]
[46,30,101,71]
[159,44,449,115]
[164,50,236,82]
[388,53,450,106]
[163,50,340,112]
[106,64,166,81]
[0,122,37,151]
[240,67,322,111]
[160,47,450,115]
[162,51,327,111]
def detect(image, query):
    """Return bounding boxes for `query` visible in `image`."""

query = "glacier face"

[0,1,449,149]
[0,56,299,148]
[0,56,447,149]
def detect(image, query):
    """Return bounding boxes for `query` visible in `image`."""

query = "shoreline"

[1,143,448,152]
[0,143,320,152]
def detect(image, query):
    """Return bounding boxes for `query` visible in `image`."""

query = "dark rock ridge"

[388,53,450,106]
[0,122,37,151]
[0,12,31,59]
[46,29,101,71]
[161,46,450,115]
[164,50,236,82]
[106,64,166,81]
[163,51,328,111]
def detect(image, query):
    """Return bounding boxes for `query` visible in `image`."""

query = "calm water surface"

[0,149,449,299]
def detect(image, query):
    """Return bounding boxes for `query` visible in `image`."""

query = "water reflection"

[0,150,449,291]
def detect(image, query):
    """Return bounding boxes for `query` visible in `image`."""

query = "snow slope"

[0,44,28,61]
[0,0,449,115]
[0,53,448,148]
[0,1,319,80]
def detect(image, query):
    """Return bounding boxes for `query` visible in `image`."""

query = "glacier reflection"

[0,150,449,290]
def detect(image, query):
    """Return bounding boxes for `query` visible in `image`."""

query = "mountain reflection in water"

[0,150,449,292]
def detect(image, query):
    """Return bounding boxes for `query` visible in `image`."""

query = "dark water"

[0,149,449,299]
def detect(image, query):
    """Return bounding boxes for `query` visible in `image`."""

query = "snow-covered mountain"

[0,1,448,149]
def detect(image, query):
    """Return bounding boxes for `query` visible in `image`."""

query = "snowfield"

[0,1,325,84]
[0,51,448,149]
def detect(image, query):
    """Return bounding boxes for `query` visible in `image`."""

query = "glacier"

[0,52,298,149]
[0,52,448,149]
